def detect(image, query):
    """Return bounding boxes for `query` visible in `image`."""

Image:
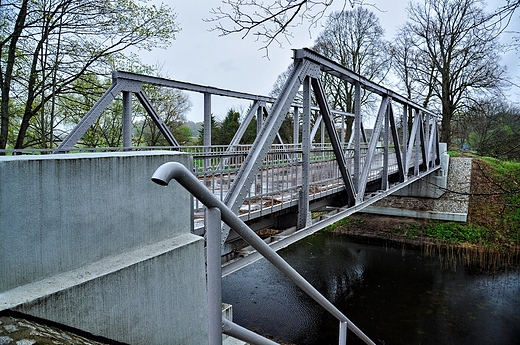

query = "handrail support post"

[206,207,223,345]
[339,321,348,345]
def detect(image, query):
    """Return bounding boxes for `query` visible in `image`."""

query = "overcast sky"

[137,0,519,123]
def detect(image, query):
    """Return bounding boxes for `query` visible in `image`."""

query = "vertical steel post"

[339,321,348,345]
[424,111,431,169]
[293,106,300,163]
[353,81,361,195]
[321,117,326,159]
[122,91,132,151]
[257,105,263,135]
[298,76,312,229]
[204,93,212,171]
[293,106,299,145]
[341,113,345,149]
[382,101,390,190]
[402,104,409,179]
[206,207,222,345]
[414,110,421,176]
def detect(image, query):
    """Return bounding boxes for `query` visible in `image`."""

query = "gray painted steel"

[2,47,445,345]
[298,76,312,229]
[135,90,179,147]
[152,162,376,345]
[222,318,278,345]
[222,59,316,243]
[312,77,356,204]
[207,207,223,345]
[122,91,132,149]
[48,47,441,249]
[357,96,390,200]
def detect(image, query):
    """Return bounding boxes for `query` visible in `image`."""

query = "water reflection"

[222,232,520,345]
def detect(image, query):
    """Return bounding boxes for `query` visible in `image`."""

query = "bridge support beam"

[298,76,312,229]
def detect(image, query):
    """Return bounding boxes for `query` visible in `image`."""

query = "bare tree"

[391,27,436,109]
[313,7,391,113]
[206,0,369,55]
[401,0,506,148]
[135,88,192,147]
[463,99,520,158]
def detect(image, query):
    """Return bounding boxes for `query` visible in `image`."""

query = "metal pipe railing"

[222,317,278,345]
[151,162,376,345]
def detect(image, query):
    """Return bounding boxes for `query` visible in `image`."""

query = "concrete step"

[223,336,248,345]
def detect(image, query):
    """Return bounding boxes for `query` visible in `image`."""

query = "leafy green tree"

[241,116,257,144]
[197,114,217,146]
[0,0,179,150]
[214,109,241,145]
[57,73,122,148]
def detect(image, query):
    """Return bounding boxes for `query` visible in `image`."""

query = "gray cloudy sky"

[137,0,519,123]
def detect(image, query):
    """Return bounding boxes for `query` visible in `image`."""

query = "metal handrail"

[151,161,375,345]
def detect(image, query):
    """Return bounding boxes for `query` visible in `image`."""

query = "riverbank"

[327,156,520,272]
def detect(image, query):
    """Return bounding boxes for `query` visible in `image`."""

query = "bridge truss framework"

[55,48,441,249]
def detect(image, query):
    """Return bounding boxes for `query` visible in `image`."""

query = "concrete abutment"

[362,144,472,222]
[0,151,209,344]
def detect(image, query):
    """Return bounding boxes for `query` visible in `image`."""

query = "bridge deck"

[189,144,412,230]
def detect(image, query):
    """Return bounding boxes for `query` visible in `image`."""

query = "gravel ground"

[0,315,112,345]
[371,157,472,214]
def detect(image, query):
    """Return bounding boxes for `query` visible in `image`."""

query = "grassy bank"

[326,156,520,272]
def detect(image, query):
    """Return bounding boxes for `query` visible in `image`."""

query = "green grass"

[392,222,422,239]
[480,157,520,239]
[324,216,365,232]
[423,222,489,244]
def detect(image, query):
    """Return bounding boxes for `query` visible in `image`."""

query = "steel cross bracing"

[53,48,441,249]
[220,48,440,244]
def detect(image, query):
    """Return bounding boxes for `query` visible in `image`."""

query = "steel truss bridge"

[48,48,442,345]
[54,48,441,256]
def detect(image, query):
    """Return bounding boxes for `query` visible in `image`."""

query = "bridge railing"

[183,142,410,225]
[151,161,376,345]
[1,141,418,226]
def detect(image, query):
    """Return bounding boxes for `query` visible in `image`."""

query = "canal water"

[222,232,520,345]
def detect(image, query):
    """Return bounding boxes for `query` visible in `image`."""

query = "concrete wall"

[392,143,450,198]
[0,152,208,344]
[362,145,472,222]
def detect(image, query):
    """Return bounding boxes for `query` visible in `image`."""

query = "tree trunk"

[0,0,29,150]
[440,92,453,148]
[15,37,45,149]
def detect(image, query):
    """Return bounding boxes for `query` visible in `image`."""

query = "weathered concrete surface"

[1,152,193,292]
[12,234,206,344]
[363,156,472,222]
[0,152,208,344]
[0,314,113,345]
